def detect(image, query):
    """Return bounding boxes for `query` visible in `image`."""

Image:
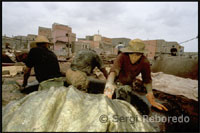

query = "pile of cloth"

[3,85,156,132]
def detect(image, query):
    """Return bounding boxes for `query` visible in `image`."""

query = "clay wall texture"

[143,40,157,59]
[151,56,198,79]
[38,27,51,39]
[52,23,76,44]
[102,37,112,44]
[112,38,131,46]
[93,34,102,42]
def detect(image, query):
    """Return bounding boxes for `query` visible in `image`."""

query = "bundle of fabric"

[3,85,156,132]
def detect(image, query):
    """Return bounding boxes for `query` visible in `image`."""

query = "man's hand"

[146,92,168,111]
[20,81,27,91]
[22,82,27,88]
[104,82,116,99]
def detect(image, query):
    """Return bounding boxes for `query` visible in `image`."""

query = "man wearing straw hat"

[22,35,64,90]
[104,39,168,111]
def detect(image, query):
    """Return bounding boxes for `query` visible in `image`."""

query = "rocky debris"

[2,66,25,77]
[2,70,10,75]
[2,75,37,107]
[2,53,16,63]
[100,54,117,65]
[15,52,28,62]
[2,49,28,63]
[2,79,26,106]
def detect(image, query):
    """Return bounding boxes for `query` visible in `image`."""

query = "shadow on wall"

[151,56,198,80]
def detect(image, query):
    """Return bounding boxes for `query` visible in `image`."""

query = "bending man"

[104,39,168,111]
[66,49,108,92]
[22,35,64,90]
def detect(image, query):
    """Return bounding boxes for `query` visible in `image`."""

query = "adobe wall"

[112,38,131,46]
[38,27,51,39]
[151,55,198,79]
[52,23,75,44]
[143,40,157,59]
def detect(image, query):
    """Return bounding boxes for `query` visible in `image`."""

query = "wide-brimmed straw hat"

[30,35,53,48]
[120,39,146,53]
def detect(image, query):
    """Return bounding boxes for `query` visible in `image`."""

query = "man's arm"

[144,83,168,111]
[142,58,168,111]
[104,54,123,99]
[104,72,116,99]
[22,67,32,87]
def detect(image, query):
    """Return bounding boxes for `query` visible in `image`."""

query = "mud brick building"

[76,34,115,55]
[112,38,131,47]
[143,40,183,59]
[51,23,76,56]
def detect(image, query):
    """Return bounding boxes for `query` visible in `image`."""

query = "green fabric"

[115,85,132,103]
[3,86,156,132]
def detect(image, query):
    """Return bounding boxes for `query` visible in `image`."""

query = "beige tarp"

[3,86,156,132]
[151,72,198,101]
[136,72,198,101]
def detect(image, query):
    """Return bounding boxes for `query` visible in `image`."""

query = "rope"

[179,35,198,44]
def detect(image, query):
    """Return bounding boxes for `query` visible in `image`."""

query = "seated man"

[104,39,168,111]
[22,35,64,90]
[115,44,125,55]
[65,49,108,92]
[170,45,177,56]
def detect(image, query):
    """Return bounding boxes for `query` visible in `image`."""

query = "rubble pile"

[2,49,28,64]
[2,79,26,106]
[100,54,117,65]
